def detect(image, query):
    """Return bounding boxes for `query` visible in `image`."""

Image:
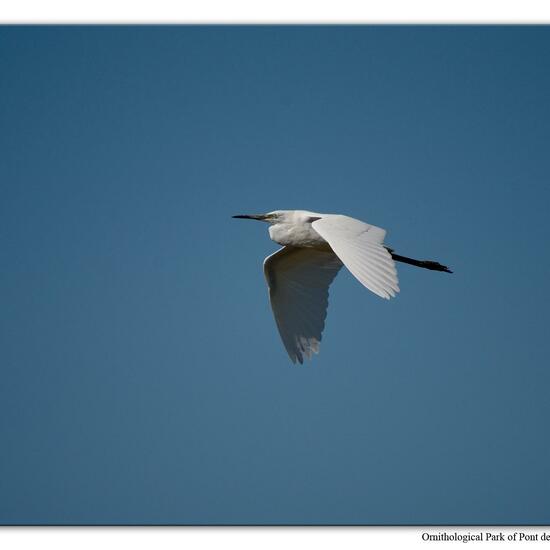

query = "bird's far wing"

[263,246,343,364]
[312,215,399,300]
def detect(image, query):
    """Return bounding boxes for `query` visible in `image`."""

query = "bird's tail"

[385,248,453,273]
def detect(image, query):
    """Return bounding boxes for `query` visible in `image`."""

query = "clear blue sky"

[1,26,549,525]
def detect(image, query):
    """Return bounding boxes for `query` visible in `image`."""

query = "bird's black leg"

[385,247,453,273]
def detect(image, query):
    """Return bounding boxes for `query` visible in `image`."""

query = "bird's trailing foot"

[385,248,453,273]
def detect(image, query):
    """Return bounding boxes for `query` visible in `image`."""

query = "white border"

[0,6,548,549]
[0,0,550,23]
[1,526,550,549]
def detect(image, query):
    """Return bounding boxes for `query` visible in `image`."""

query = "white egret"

[233,210,451,364]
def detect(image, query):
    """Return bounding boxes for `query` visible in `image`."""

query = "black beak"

[232,214,266,220]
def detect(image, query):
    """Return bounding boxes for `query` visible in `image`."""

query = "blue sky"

[1,25,549,524]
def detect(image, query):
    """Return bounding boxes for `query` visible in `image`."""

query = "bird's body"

[267,210,328,248]
[233,210,451,364]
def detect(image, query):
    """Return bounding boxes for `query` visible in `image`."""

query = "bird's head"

[232,211,286,224]
[232,210,319,224]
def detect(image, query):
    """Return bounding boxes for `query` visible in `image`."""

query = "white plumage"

[263,246,343,364]
[233,210,450,364]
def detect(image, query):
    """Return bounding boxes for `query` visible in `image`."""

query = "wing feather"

[312,215,400,300]
[263,246,343,364]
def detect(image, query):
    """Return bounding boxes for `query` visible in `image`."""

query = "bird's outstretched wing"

[263,246,343,364]
[312,215,400,299]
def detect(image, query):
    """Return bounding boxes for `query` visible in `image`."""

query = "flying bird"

[233,210,451,364]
